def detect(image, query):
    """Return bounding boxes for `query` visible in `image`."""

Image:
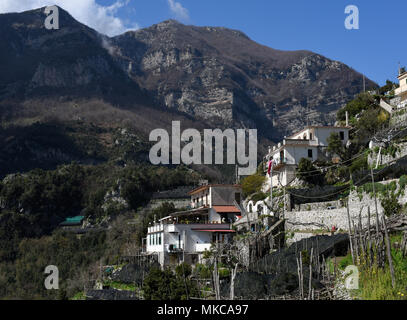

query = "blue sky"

[106,0,407,86]
[1,0,406,85]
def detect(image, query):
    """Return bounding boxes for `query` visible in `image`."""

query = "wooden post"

[213,259,220,300]
[371,167,380,235]
[296,256,301,298]
[283,186,286,219]
[296,254,304,300]
[326,259,331,284]
[367,206,372,265]
[230,264,238,300]
[300,254,304,299]
[308,247,314,300]
[346,197,355,264]
[358,207,365,257]
[382,216,396,288]
[316,237,320,280]
[353,221,359,261]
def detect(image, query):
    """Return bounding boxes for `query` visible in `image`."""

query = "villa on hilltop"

[264,125,351,187]
[380,66,407,113]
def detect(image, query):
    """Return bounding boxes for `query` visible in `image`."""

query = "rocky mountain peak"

[0,8,377,143]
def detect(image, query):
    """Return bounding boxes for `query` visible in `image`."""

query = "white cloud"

[0,0,139,36]
[167,0,189,22]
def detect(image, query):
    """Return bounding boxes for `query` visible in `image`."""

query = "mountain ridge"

[0,6,376,144]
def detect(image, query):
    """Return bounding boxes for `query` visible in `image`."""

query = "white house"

[264,126,351,187]
[395,67,407,109]
[146,184,242,267]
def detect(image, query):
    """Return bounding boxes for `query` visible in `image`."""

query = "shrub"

[296,158,323,185]
[349,154,368,174]
[175,262,192,278]
[399,175,407,191]
[381,192,402,217]
[241,174,266,197]
[194,264,212,279]
[338,253,353,270]
[327,132,345,159]
[218,267,230,278]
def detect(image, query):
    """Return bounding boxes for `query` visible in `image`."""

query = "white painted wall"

[395,73,407,100]
[191,189,211,208]
[312,127,349,146]
[147,223,231,254]
[284,145,318,164]
[291,128,312,140]
[288,127,349,147]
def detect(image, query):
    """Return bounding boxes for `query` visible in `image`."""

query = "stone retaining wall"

[284,190,385,232]
[368,142,407,167]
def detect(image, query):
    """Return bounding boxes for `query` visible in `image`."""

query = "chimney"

[345,111,349,127]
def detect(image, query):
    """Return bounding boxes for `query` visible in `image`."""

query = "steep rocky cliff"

[111,20,376,140]
[0,7,376,144]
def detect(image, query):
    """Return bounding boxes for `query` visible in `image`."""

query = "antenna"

[363,74,366,92]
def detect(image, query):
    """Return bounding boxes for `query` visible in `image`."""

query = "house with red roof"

[146,184,242,267]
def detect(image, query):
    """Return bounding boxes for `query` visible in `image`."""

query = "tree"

[381,192,402,217]
[143,266,197,300]
[296,158,322,185]
[379,80,397,95]
[337,92,377,122]
[143,267,175,300]
[327,132,345,159]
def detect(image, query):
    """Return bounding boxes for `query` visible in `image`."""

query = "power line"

[270,149,367,176]
[279,162,391,200]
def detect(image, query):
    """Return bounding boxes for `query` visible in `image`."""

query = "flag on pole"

[267,159,273,175]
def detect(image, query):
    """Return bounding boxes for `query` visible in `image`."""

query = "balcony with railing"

[191,200,207,209]
[147,224,164,234]
[283,138,319,147]
[264,157,294,171]
[195,243,212,252]
[166,243,184,253]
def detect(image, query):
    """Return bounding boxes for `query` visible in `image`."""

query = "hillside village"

[2,66,407,301]
[54,66,407,300]
[1,7,407,301]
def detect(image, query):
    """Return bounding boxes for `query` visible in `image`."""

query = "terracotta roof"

[212,205,241,213]
[287,125,351,139]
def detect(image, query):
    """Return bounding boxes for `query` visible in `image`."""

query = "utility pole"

[375,147,382,169]
[283,186,286,219]
[270,163,273,214]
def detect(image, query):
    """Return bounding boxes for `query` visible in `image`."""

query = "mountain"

[0,7,146,102]
[0,7,376,176]
[110,19,376,140]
